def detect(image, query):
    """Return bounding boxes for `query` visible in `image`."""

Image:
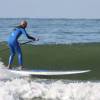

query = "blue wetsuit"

[7,26,35,66]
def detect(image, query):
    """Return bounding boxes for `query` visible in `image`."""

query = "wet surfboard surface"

[8,69,91,76]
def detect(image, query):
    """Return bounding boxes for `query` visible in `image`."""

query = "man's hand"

[32,37,39,41]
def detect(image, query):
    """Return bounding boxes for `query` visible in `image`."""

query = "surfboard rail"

[8,69,91,76]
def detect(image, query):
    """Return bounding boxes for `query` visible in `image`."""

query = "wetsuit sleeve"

[21,29,36,41]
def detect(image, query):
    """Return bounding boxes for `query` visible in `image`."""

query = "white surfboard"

[8,69,91,76]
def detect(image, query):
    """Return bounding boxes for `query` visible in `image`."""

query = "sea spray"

[0,61,5,68]
[0,61,100,100]
[0,78,100,100]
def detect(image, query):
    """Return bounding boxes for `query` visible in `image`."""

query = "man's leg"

[8,44,16,69]
[16,43,23,69]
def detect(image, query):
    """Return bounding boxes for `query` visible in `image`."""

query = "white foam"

[0,61,6,68]
[0,61,100,100]
[0,61,23,80]
[0,78,100,100]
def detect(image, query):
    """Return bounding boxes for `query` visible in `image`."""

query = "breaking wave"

[0,61,100,100]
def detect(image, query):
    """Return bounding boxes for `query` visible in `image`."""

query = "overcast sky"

[0,0,100,18]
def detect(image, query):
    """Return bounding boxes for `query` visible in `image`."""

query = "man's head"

[20,20,27,28]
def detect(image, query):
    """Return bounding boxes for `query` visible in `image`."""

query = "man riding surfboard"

[7,20,38,69]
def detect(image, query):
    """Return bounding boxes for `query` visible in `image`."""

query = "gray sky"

[0,0,100,18]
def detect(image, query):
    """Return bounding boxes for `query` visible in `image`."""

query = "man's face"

[23,23,27,28]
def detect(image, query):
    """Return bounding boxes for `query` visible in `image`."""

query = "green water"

[0,43,100,80]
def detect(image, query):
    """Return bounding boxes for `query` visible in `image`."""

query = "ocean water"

[0,18,100,44]
[0,62,100,100]
[0,18,100,100]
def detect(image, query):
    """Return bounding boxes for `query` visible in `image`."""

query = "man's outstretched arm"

[26,33,36,41]
[22,29,37,41]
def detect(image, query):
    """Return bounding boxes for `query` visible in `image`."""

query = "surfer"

[7,20,38,69]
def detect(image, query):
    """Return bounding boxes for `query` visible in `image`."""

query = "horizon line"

[0,17,100,20]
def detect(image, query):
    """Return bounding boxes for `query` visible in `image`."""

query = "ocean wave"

[1,19,100,45]
[0,78,100,100]
[0,61,100,100]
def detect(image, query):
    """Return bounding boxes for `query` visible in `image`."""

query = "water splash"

[0,61,6,68]
[0,61,25,80]
[0,79,100,100]
[0,61,100,100]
